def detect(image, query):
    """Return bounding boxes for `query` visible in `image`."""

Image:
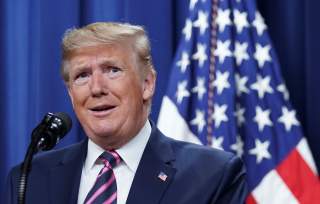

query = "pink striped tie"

[84,151,121,204]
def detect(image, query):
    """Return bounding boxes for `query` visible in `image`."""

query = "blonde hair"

[61,22,155,82]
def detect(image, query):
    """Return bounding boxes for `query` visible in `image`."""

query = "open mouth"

[90,105,116,113]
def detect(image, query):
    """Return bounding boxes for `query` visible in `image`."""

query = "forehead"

[66,43,137,69]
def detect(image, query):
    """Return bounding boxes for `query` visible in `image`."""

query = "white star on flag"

[190,109,206,133]
[254,106,273,132]
[212,103,228,128]
[230,135,244,157]
[189,0,198,10]
[234,41,249,66]
[254,43,272,68]
[251,75,273,99]
[182,19,193,41]
[252,11,267,36]
[211,136,224,150]
[278,107,300,131]
[235,104,246,126]
[249,139,272,164]
[235,74,249,96]
[193,10,209,34]
[213,70,230,94]
[277,84,290,100]
[216,9,232,32]
[214,40,232,64]
[192,77,206,100]
[233,10,249,33]
[192,43,208,67]
[176,52,190,73]
[176,80,190,104]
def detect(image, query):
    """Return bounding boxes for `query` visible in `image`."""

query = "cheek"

[116,84,144,109]
[69,87,88,107]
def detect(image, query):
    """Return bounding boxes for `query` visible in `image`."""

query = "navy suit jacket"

[5,123,247,204]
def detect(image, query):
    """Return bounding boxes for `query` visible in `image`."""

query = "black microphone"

[31,112,72,151]
[18,112,72,204]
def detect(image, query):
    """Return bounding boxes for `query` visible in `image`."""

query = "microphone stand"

[18,139,39,204]
[18,117,54,204]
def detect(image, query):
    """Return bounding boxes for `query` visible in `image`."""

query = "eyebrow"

[70,59,91,71]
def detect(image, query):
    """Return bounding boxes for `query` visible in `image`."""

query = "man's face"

[66,43,155,149]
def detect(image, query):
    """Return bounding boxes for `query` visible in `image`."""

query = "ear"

[142,70,156,101]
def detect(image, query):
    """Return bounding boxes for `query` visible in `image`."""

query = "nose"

[90,71,106,97]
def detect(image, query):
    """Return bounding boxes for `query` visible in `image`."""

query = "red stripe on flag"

[276,149,320,204]
[246,194,257,204]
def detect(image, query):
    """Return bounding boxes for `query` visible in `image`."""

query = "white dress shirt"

[77,121,151,204]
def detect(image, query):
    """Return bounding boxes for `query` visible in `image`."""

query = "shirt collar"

[116,120,151,172]
[84,139,104,174]
[84,120,152,173]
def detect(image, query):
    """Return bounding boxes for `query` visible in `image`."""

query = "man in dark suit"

[5,22,247,204]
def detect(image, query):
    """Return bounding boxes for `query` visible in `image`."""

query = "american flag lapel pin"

[158,171,168,182]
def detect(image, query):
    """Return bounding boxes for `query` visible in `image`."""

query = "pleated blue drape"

[1,0,319,197]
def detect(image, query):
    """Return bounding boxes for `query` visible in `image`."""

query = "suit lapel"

[126,124,176,204]
[48,140,87,204]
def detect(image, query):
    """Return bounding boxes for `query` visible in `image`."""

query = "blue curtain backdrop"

[1,0,319,197]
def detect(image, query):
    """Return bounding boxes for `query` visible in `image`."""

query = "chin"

[91,126,116,137]
[82,120,112,135]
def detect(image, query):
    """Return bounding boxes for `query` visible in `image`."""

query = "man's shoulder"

[5,140,87,204]
[152,123,233,162]
[167,135,235,163]
[154,128,238,169]
[10,139,86,174]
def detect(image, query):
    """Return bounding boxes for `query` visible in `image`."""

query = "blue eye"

[110,67,120,73]
[73,72,90,85]
[104,66,123,78]
[77,72,89,79]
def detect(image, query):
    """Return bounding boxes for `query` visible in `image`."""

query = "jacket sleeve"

[210,155,248,204]
[4,166,21,204]
[4,169,14,204]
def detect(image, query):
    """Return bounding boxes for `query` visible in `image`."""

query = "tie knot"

[99,150,121,169]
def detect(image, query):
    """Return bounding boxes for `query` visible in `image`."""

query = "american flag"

[158,171,168,182]
[157,0,320,203]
